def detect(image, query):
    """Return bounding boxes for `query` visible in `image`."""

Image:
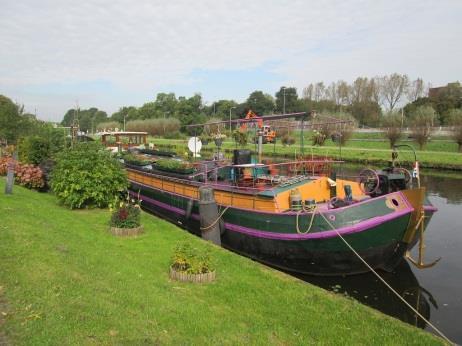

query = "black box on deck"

[233,149,251,165]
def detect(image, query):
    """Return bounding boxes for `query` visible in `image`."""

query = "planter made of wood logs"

[109,226,144,237]
[169,266,216,283]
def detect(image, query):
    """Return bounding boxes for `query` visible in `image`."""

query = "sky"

[1,0,461,122]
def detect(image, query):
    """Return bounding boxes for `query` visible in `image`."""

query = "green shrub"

[171,242,214,274]
[126,118,181,136]
[50,142,128,209]
[18,135,50,164]
[232,129,248,146]
[281,134,296,146]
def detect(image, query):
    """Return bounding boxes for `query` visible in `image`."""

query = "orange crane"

[240,110,276,144]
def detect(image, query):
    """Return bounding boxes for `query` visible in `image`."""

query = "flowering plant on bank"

[109,192,142,228]
[212,133,226,140]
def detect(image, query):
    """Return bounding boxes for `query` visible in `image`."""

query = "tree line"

[59,74,461,134]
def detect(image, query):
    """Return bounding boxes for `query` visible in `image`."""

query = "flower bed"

[0,157,45,190]
[170,243,215,283]
[109,194,143,237]
[154,159,195,174]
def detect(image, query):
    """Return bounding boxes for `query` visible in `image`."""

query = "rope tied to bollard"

[200,206,230,232]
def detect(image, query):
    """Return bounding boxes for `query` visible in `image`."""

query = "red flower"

[118,207,128,220]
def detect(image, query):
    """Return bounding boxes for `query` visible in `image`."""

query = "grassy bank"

[0,181,443,345]
[150,137,462,170]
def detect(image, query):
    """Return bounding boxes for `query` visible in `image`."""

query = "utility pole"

[229,106,236,133]
[282,86,287,114]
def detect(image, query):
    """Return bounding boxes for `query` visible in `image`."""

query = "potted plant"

[109,193,144,236]
[170,242,216,283]
[199,135,211,146]
[155,158,195,174]
[212,133,226,147]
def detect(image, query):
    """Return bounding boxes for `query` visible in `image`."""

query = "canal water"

[295,168,462,343]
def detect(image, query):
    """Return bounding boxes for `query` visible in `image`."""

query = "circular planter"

[169,266,216,283]
[214,138,223,147]
[109,226,144,237]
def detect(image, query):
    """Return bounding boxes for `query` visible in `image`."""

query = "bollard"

[328,171,337,199]
[198,186,221,246]
[4,152,17,195]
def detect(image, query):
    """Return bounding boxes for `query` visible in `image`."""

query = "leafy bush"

[18,135,51,164]
[281,134,296,146]
[50,142,128,209]
[126,118,181,137]
[311,130,327,146]
[232,129,248,146]
[410,105,436,149]
[110,194,141,228]
[0,156,13,176]
[381,112,403,148]
[171,242,214,274]
[447,108,462,152]
[331,111,357,145]
[0,157,45,190]
[15,163,45,190]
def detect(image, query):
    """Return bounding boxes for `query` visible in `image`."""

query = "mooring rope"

[316,212,453,344]
[296,205,317,234]
[200,206,230,231]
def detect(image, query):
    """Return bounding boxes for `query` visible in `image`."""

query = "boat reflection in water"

[294,259,437,330]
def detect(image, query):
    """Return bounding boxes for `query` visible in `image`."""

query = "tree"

[207,99,239,120]
[0,95,39,143]
[137,102,157,119]
[313,82,325,102]
[410,105,436,150]
[381,112,403,148]
[302,84,314,100]
[337,80,351,106]
[447,108,462,152]
[154,92,178,117]
[350,77,369,103]
[111,106,138,124]
[431,82,462,124]
[326,82,340,104]
[406,78,425,103]
[379,73,409,111]
[330,111,357,145]
[61,107,108,133]
[347,100,382,127]
[175,94,206,134]
[245,91,275,115]
[275,87,299,113]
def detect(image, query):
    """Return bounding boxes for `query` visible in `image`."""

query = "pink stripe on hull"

[133,191,413,241]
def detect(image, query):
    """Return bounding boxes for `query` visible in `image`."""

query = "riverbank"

[150,137,462,170]
[0,181,443,344]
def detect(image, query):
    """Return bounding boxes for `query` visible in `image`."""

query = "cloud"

[0,0,461,121]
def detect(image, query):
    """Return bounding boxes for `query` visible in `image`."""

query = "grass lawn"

[0,180,443,345]
[150,136,462,170]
